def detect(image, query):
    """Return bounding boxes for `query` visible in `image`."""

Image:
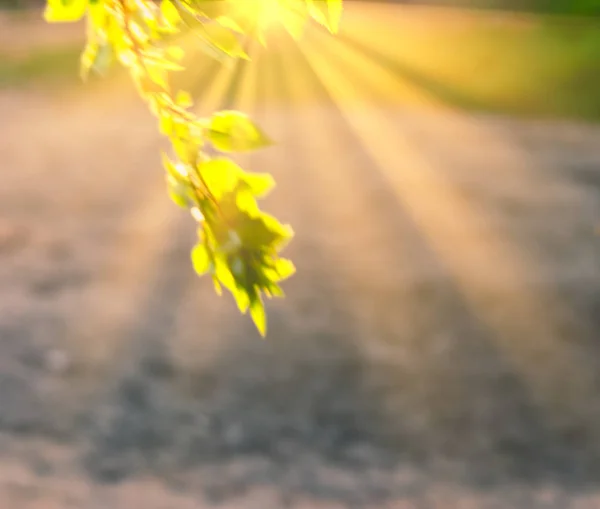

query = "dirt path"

[1,3,600,508]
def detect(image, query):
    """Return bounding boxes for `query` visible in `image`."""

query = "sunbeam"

[293,18,600,431]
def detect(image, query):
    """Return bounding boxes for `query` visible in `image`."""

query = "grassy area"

[0,44,82,88]
[340,7,600,121]
[424,17,600,121]
[2,5,600,123]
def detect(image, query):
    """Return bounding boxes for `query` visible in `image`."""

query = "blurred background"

[1,0,600,507]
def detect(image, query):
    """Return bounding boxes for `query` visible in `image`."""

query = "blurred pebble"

[0,221,27,254]
[45,349,71,375]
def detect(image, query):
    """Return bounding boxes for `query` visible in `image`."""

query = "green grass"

[0,44,82,88]
[431,17,600,121]
[343,9,600,122]
[2,7,600,123]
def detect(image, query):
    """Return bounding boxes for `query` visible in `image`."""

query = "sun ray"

[58,32,242,376]
[296,23,599,425]
[163,37,269,370]
[257,32,446,354]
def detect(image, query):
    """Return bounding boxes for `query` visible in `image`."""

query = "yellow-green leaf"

[197,158,242,199]
[79,41,98,81]
[40,0,347,339]
[176,90,193,108]
[81,40,113,80]
[273,258,296,280]
[191,243,211,275]
[215,15,246,34]
[249,292,267,337]
[240,172,275,198]
[280,1,309,40]
[307,0,342,33]
[167,175,195,208]
[161,0,182,27]
[237,212,294,251]
[159,114,175,136]
[166,45,186,62]
[200,22,249,60]
[88,1,107,30]
[231,280,251,313]
[208,111,272,153]
[214,255,237,294]
[306,0,328,27]
[44,0,87,22]
[327,0,343,33]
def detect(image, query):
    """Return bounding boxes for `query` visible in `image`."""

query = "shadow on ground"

[2,5,600,508]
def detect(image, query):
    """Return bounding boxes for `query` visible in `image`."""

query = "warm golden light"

[234,0,283,31]
[6,0,600,505]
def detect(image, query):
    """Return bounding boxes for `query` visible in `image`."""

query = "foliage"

[43,0,343,336]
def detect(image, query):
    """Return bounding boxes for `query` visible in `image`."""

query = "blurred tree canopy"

[1,0,598,15]
[347,0,600,16]
[0,0,37,8]
[460,0,600,15]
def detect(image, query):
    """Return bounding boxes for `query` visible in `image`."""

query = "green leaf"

[145,54,185,72]
[256,254,295,288]
[44,0,87,22]
[146,64,170,89]
[212,276,223,296]
[92,42,114,76]
[191,243,212,275]
[159,114,175,136]
[176,90,194,108]
[79,41,98,81]
[249,291,267,337]
[198,158,243,200]
[328,0,343,33]
[164,154,196,208]
[214,255,237,294]
[80,40,114,80]
[240,172,275,198]
[168,185,189,208]
[306,0,328,27]
[208,111,272,153]
[199,22,249,60]
[167,175,195,208]
[166,46,186,62]
[280,1,309,40]
[266,282,285,298]
[161,0,182,27]
[236,211,294,251]
[88,1,107,29]
[307,0,342,33]
[171,124,203,164]
[231,281,251,313]
[235,189,261,216]
[40,0,346,339]
[215,15,246,34]
[272,257,296,280]
[162,153,188,183]
[188,0,229,19]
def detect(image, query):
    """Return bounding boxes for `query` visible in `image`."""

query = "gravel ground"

[1,4,600,508]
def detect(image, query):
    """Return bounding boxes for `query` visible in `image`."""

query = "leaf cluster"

[43,0,343,336]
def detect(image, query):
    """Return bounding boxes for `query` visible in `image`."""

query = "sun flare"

[234,0,283,30]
